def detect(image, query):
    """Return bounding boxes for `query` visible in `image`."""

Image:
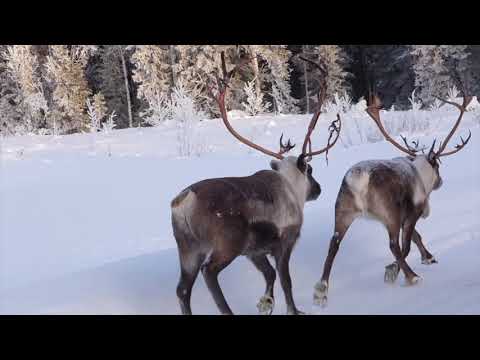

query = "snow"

[1,108,479,314]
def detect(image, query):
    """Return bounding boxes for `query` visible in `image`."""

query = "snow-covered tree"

[313,45,351,101]
[131,46,172,103]
[242,77,269,115]
[141,92,171,126]
[333,46,416,110]
[131,45,178,125]
[174,45,241,116]
[169,80,206,157]
[294,45,351,112]
[470,45,480,97]
[256,45,298,114]
[469,45,480,99]
[3,45,48,132]
[98,45,134,129]
[175,45,297,116]
[45,45,93,133]
[4,46,42,98]
[411,45,471,105]
[86,92,108,132]
[0,54,25,136]
[102,110,117,134]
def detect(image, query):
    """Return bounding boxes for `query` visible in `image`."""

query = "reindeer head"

[270,155,321,202]
[208,52,341,205]
[366,94,472,194]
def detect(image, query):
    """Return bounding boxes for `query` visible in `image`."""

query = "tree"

[411,45,471,105]
[131,45,178,125]
[174,45,241,116]
[293,45,351,112]
[98,45,133,128]
[45,45,94,133]
[314,45,351,101]
[242,77,269,115]
[470,45,480,97]
[255,45,298,114]
[0,51,25,136]
[131,46,172,102]
[175,45,297,116]
[3,45,48,132]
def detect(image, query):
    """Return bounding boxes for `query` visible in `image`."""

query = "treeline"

[0,45,478,136]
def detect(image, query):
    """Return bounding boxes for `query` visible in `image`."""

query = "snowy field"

[1,106,480,314]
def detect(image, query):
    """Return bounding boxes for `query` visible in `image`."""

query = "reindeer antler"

[400,136,426,154]
[298,56,341,163]
[366,94,423,157]
[208,52,295,160]
[431,95,472,158]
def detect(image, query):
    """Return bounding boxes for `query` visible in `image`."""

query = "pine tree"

[131,45,178,125]
[86,92,108,132]
[0,49,25,136]
[470,45,480,97]
[175,45,241,116]
[131,46,172,103]
[3,45,48,132]
[293,45,351,112]
[98,45,133,128]
[242,77,269,115]
[411,45,471,105]
[175,46,297,116]
[45,45,93,133]
[253,45,298,114]
[314,45,351,101]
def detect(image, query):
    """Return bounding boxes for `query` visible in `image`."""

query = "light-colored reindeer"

[314,94,472,306]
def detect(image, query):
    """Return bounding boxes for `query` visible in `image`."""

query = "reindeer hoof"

[384,263,400,283]
[422,256,438,265]
[407,275,421,285]
[257,295,274,315]
[313,281,328,307]
[287,308,306,315]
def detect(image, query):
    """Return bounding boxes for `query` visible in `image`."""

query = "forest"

[1,45,479,137]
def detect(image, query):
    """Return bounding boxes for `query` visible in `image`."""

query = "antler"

[299,56,341,163]
[366,94,421,157]
[279,134,295,155]
[431,95,472,158]
[400,135,426,154]
[208,52,295,160]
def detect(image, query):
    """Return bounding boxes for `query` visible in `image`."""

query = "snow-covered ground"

[1,107,479,314]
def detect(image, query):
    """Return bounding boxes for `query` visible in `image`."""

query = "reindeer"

[313,94,472,306]
[171,53,341,315]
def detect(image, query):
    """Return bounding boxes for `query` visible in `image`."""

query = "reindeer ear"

[297,154,307,173]
[270,160,280,171]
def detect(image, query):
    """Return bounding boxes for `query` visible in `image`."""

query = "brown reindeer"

[314,94,472,306]
[171,53,341,315]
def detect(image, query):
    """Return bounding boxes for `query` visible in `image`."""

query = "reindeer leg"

[314,210,357,307]
[274,243,303,315]
[387,224,420,285]
[412,229,437,265]
[177,251,205,315]
[201,251,237,315]
[248,254,276,315]
[385,225,412,284]
[385,219,433,283]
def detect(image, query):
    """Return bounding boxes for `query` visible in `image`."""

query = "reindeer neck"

[411,156,436,196]
[276,171,308,210]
